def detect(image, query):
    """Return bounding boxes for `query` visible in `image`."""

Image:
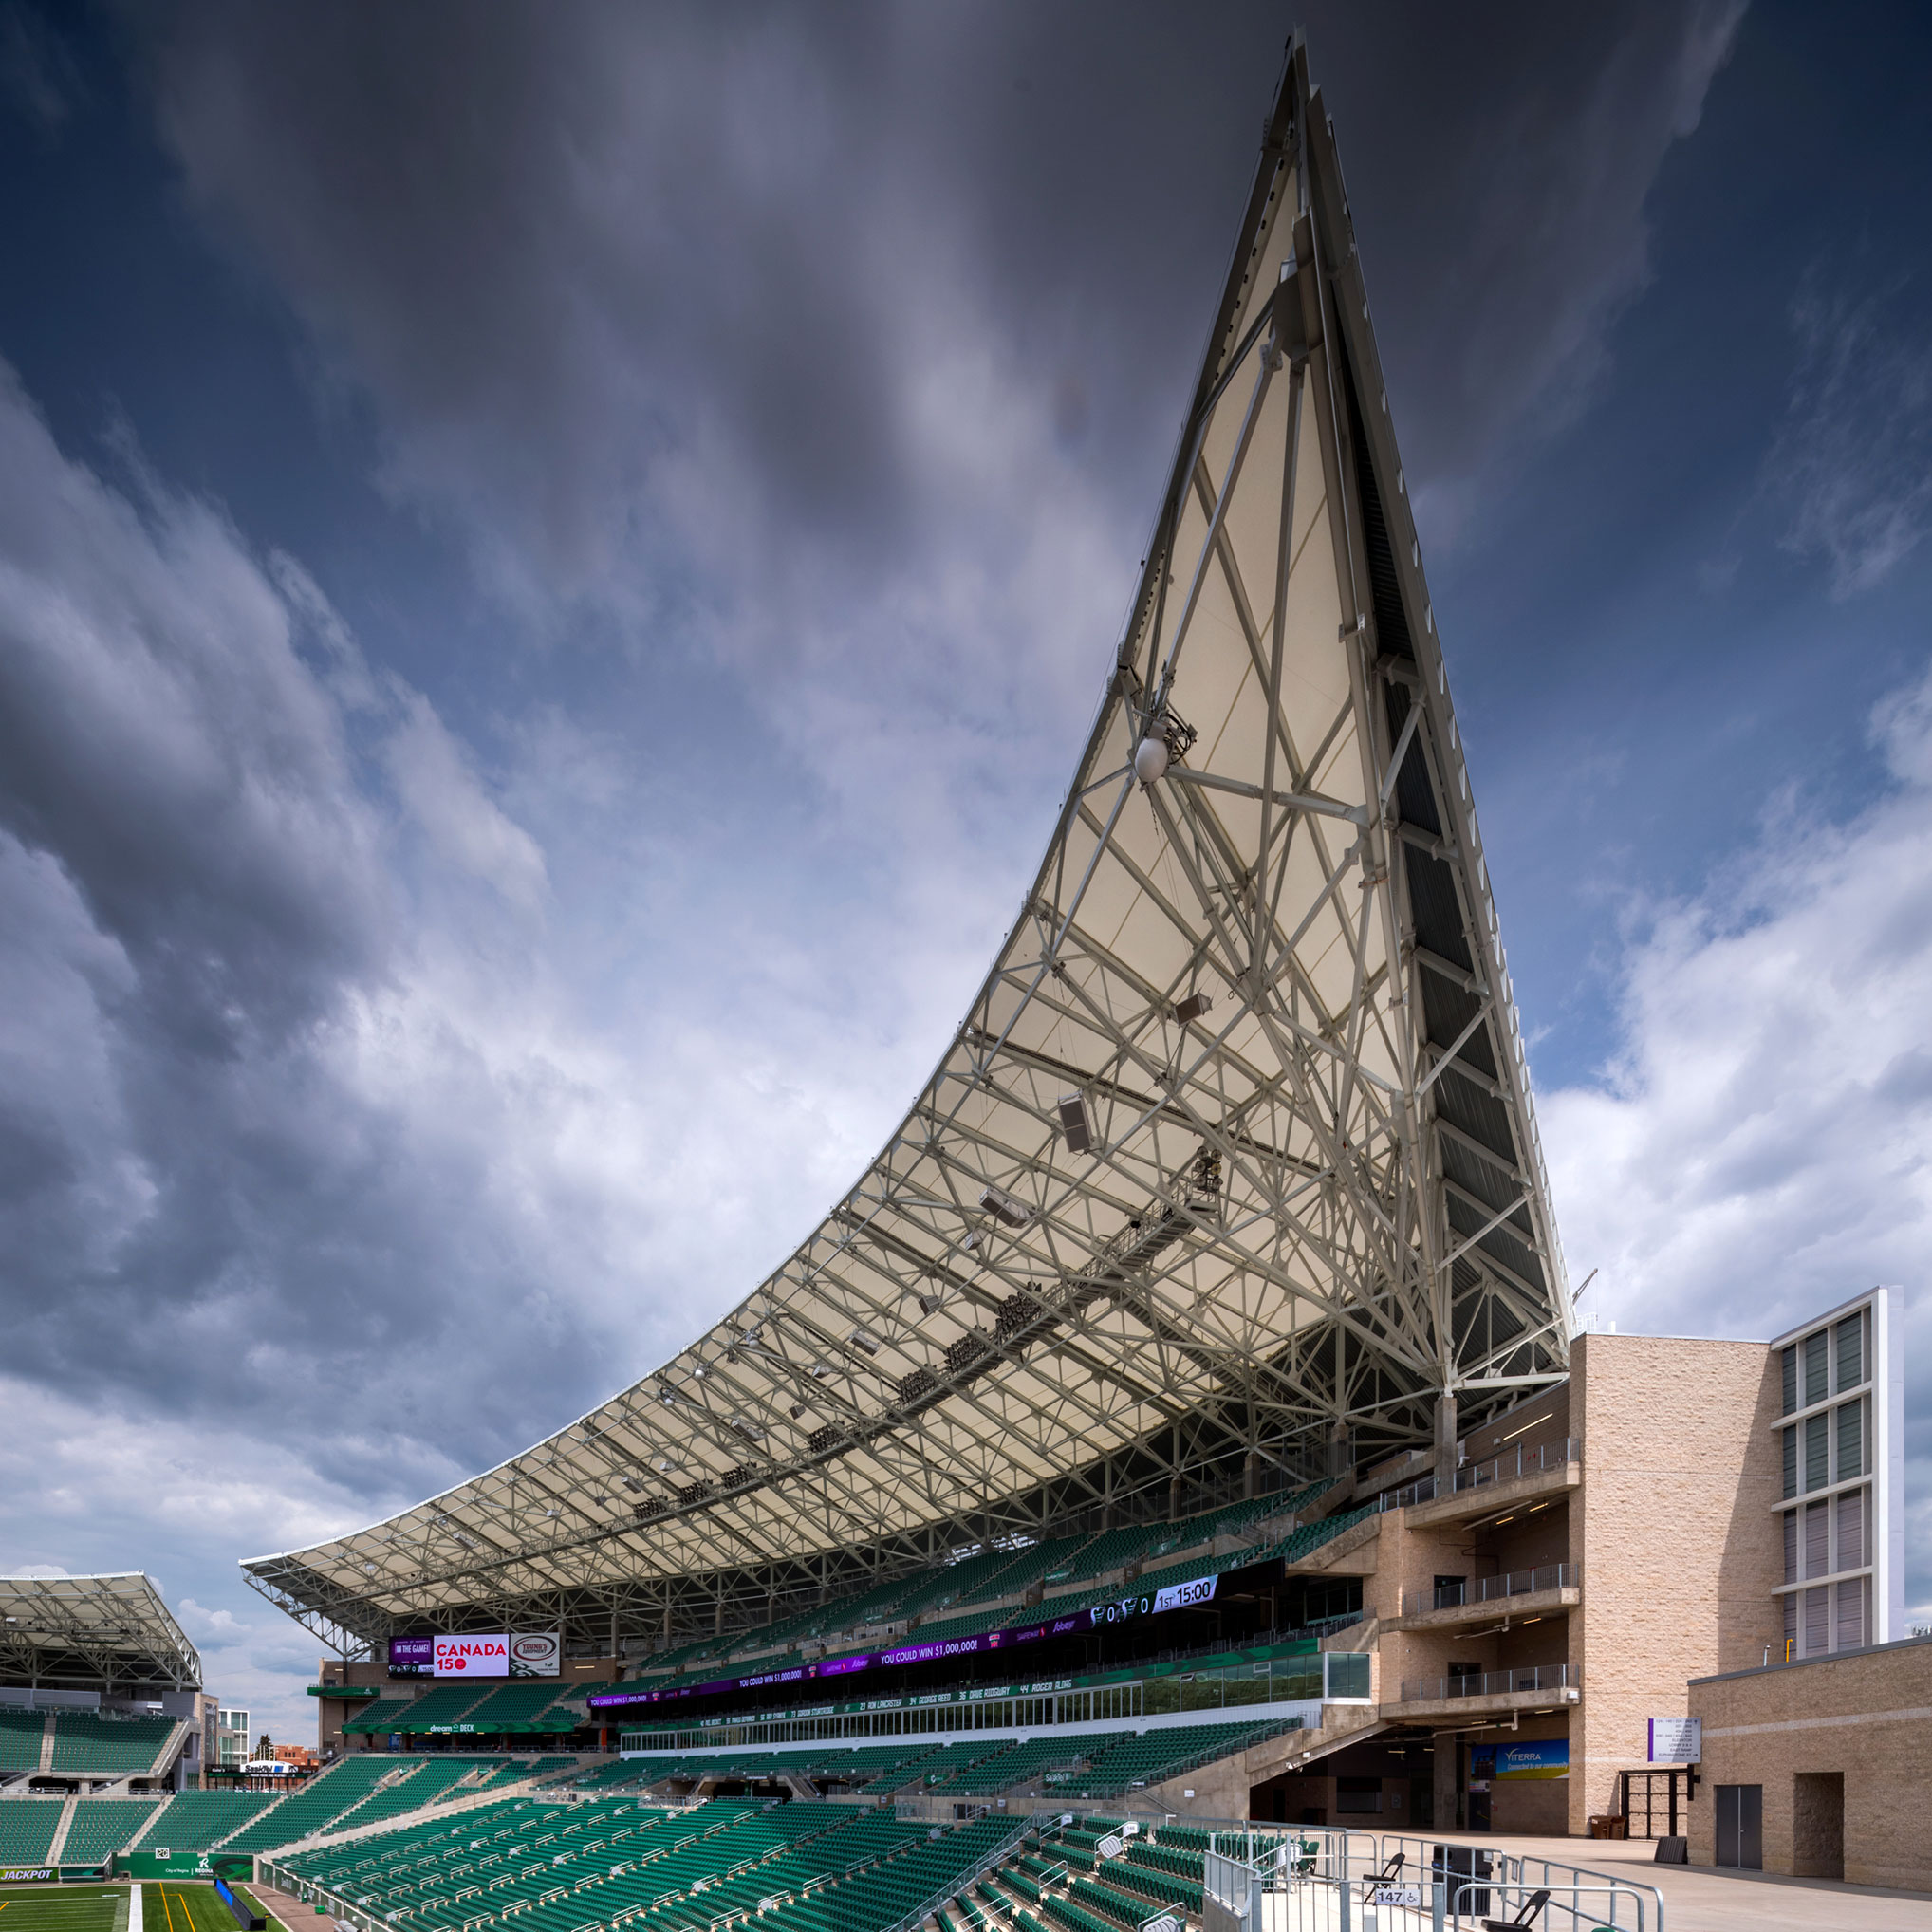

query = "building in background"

[216,1705,251,1768]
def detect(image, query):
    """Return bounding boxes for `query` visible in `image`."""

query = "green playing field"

[144,1886,238,1932]
[0,1888,126,1932]
[0,1883,241,1932]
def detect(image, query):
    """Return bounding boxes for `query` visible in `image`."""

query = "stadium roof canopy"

[0,1572,202,1693]
[246,37,1570,1657]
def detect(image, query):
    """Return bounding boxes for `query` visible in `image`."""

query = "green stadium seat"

[62,1797,168,1863]
[47,1711,177,1774]
[0,1802,63,1863]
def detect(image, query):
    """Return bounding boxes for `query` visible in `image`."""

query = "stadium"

[3,29,1922,1932]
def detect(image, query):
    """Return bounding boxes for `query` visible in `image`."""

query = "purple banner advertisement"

[388,1636,435,1678]
[586,1571,1223,1712]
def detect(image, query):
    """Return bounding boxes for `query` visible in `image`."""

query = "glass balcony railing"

[1402,1562,1581,1617]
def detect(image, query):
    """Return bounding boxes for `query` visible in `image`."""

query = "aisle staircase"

[45,1792,78,1862]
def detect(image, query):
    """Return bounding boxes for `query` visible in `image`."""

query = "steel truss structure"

[246,39,1570,1661]
[0,1572,202,1693]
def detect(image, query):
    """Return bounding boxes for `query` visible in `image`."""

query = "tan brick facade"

[1254,1333,1795,1840]
[1686,1635,1932,1887]
[1567,1333,1784,1832]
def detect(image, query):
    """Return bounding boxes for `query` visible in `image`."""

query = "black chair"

[1367,1848,1405,1883]
[1480,1887,1551,1931]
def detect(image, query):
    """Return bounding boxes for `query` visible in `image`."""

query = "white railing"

[1396,1663,1580,1704]
[1402,1563,1579,1617]
[1215,1828,1663,1931]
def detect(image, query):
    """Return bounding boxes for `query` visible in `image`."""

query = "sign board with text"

[1647,1716,1701,1762]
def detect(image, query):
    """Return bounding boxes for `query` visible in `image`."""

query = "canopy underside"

[245,38,1569,1658]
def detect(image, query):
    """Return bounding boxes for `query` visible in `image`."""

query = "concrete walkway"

[1440,1831,1932,1932]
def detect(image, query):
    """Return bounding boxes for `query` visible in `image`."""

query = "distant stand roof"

[245,33,1569,1657]
[0,1571,202,1693]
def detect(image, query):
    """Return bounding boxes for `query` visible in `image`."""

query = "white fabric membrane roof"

[0,1571,202,1692]
[246,40,1570,1654]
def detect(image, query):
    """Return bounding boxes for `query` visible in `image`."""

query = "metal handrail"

[1374,1438,1584,1513]
[877,1813,1036,1932]
[1453,1876,1661,1931]
[1396,1663,1581,1704]
[1402,1563,1580,1617]
[1454,1437,1583,1493]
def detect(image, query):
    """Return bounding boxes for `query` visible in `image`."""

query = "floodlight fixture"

[1057,1093,1093,1155]
[849,1328,882,1356]
[1174,991,1212,1026]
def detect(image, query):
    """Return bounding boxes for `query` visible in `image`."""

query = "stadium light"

[1057,1093,1093,1155]
[1174,991,1212,1025]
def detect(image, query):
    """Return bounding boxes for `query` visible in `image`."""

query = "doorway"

[1793,1772,1844,1880]
[1715,1784,1763,1869]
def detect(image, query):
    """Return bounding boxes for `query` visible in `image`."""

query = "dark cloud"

[0,369,644,1497]
[141,1,1744,609]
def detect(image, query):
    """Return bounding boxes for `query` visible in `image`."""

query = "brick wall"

[1569,1333,1784,1832]
[1686,1635,1932,1887]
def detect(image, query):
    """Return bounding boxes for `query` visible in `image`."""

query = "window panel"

[1835,1489,1865,1573]
[1835,1400,1864,1481]
[1781,1426,1798,1501]
[1782,1590,1797,1659]
[1804,1413,1830,1493]
[1834,1313,1865,1393]
[1804,1585,1830,1658]
[1804,1500,1829,1579]
[1782,1510,1797,1585]
[1781,1345,1798,1417]
[1803,1329,1830,1407]
[1835,1576,1867,1652]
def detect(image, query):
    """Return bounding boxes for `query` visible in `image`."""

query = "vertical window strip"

[1783,1591,1797,1658]
[1781,1426,1798,1500]
[1834,1312,1865,1393]
[1782,1510,1797,1585]
[1780,1345,1798,1417]
[1803,1328,1830,1407]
